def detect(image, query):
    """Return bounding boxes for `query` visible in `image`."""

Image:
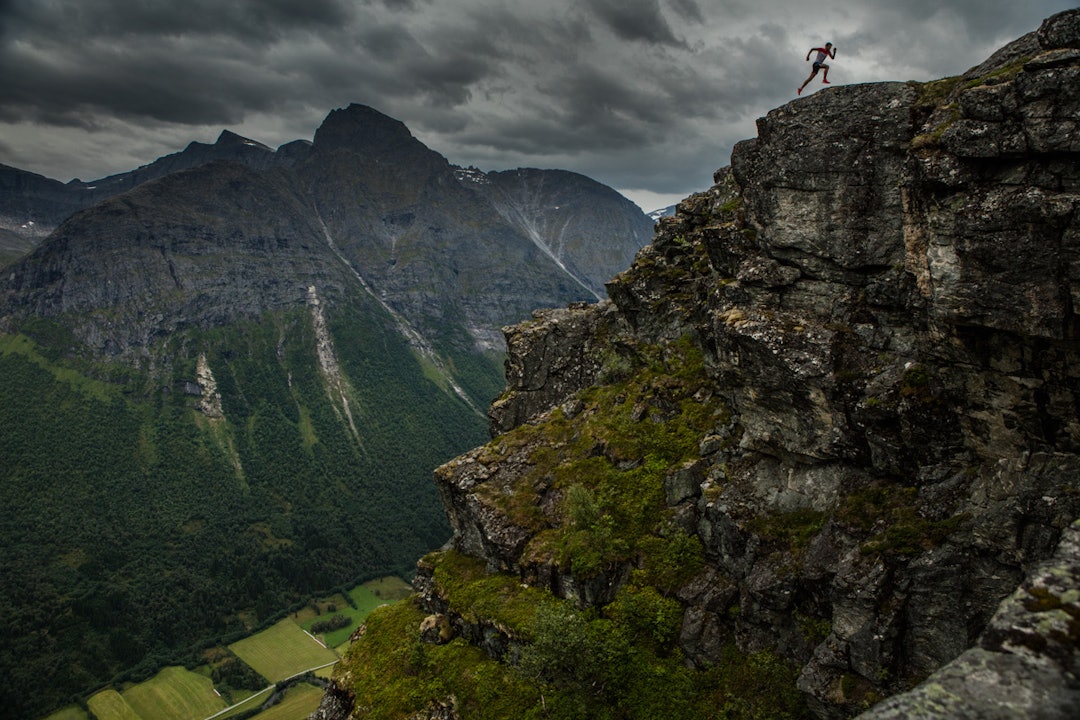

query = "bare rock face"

[858,518,1080,720]
[488,301,628,435]
[732,82,916,279]
[412,9,1080,719]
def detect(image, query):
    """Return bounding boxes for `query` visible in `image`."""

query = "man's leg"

[821,63,830,84]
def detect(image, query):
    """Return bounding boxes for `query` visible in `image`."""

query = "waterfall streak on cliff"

[312,205,485,417]
[306,285,361,441]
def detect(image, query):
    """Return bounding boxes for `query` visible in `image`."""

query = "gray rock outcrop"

[858,518,1080,719]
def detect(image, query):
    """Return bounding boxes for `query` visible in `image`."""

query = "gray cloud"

[666,0,704,24]
[367,0,430,10]
[7,0,352,44]
[584,0,684,46]
[0,0,1075,210]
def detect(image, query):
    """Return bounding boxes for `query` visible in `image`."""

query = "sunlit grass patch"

[229,619,338,682]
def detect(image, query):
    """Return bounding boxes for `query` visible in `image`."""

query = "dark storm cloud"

[820,0,1062,80]
[2,43,269,127]
[584,0,683,46]
[6,0,352,43]
[666,0,704,24]
[856,0,1050,38]
[366,0,431,10]
[0,0,15,37]
[0,0,359,128]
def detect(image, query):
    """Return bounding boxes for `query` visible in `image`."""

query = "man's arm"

[830,47,837,58]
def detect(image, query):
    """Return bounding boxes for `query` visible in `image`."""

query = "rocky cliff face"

[326,10,1080,719]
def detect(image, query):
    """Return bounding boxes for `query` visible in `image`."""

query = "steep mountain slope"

[319,10,1080,720]
[295,106,612,356]
[0,131,287,265]
[5,162,343,354]
[0,106,654,302]
[0,105,651,719]
[464,167,655,300]
[2,104,652,392]
[0,165,88,265]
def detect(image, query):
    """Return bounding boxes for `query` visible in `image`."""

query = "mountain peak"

[312,103,421,154]
[214,129,271,150]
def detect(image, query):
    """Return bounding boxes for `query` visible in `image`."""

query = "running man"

[798,42,837,95]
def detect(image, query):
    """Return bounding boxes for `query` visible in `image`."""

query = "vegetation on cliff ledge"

[337,336,807,719]
[343,573,806,720]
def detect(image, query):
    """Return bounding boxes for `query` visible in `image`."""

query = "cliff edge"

[322,10,1080,719]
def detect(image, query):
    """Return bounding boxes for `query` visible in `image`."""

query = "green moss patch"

[424,550,557,639]
[340,599,541,720]
[836,483,964,557]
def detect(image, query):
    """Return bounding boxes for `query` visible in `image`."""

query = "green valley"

[0,102,653,720]
[0,296,492,719]
[40,577,412,720]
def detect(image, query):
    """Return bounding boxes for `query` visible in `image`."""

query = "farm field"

[247,683,325,720]
[228,619,338,683]
[364,575,413,600]
[86,690,141,720]
[44,706,89,720]
[123,666,225,720]
[217,687,274,719]
[39,577,411,720]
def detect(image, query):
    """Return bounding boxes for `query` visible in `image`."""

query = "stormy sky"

[0,1,1072,212]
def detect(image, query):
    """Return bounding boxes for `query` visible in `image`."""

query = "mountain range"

[2,105,653,360]
[0,104,653,719]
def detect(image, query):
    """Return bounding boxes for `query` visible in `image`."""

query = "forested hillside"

[0,296,489,718]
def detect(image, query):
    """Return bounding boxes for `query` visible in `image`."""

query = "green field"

[363,576,413,599]
[44,706,89,720]
[248,683,325,720]
[87,690,141,720]
[302,576,413,648]
[45,580,411,720]
[217,687,274,719]
[229,619,338,682]
[122,666,225,720]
